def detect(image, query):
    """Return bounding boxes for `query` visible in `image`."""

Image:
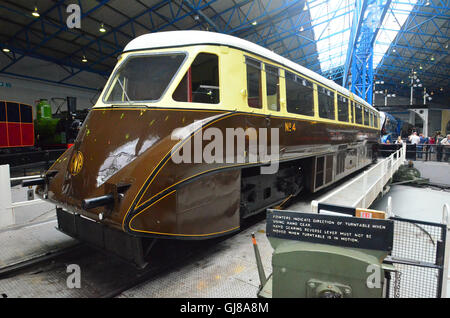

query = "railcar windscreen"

[104,53,185,103]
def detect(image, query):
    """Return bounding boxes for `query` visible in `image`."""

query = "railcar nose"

[39,107,221,229]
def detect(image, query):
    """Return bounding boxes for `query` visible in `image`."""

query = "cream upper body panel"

[94,31,379,130]
[120,30,375,112]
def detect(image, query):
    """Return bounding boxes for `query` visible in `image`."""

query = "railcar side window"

[337,95,349,122]
[285,71,314,116]
[375,113,379,128]
[364,108,370,126]
[105,53,185,103]
[350,101,355,123]
[0,102,5,122]
[318,86,335,120]
[369,112,374,127]
[173,53,220,104]
[355,103,363,124]
[265,65,280,111]
[20,105,33,123]
[246,57,262,108]
[6,102,20,122]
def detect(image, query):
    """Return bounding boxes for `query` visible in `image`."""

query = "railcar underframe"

[56,140,374,267]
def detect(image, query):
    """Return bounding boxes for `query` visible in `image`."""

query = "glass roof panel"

[373,0,418,68]
[307,0,418,74]
[308,0,355,72]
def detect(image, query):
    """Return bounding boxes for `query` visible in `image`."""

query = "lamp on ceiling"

[99,23,106,33]
[32,6,40,17]
[81,56,88,63]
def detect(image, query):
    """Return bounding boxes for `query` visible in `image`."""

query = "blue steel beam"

[1,71,101,92]
[59,0,223,83]
[185,0,221,32]
[3,0,67,49]
[60,0,217,71]
[60,0,309,83]
[0,0,113,75]
[351,25,374,104]
[343,0,392,89]
[0,42,109,77]
[375,0,450,83]
[343,0,369,87]
[224,0,307,35]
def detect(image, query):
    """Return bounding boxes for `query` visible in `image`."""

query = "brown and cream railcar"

[31,31,380,266]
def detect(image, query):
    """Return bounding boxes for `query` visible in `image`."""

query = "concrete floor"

[411,161,450,186]
[10,185,56,226]
[119,220,271,298]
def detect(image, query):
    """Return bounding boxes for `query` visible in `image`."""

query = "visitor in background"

[395,136,403,144]
[408,132,420,161]
[436,132,444,162]
[427,134,435,160]
[409,131,420,145]
[417,133,428,159]
[441,134,450,162]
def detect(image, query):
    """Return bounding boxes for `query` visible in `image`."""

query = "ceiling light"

[303,5,308,11]
[2,47,10,53]
[299,26,304,32]
[392,49,396,53]
[419,65,423,69]
[32,6,40,17]
[425,1,430,5]
[251,21,257,26]
[99,23,106,33]
[81,56,88,63]
[440,87,444,91]
[430,56,434,61]
[401,80,404,84]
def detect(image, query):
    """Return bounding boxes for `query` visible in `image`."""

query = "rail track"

[0,213,267,298]
[0,244,84,279]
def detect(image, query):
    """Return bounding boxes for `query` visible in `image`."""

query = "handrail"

[443,204,449,225]
[10,175,42,182]
[311,143,405,213]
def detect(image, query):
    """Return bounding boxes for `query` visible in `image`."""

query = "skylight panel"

[373,0,418,68]
[308,0,355,72]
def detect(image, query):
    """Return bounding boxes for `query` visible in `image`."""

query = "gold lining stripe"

[129,189,240,236]
[91,106,379,130]
[121,112,238,230]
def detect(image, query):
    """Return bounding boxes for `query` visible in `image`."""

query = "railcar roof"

[124,30,376,112]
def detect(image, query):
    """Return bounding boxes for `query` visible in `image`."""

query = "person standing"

[417,133,427,159]
[409,132,420,160]
[436,132,444,162]
[441,134,450,162]
[427,134,435,160]
[409,132,420,145]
